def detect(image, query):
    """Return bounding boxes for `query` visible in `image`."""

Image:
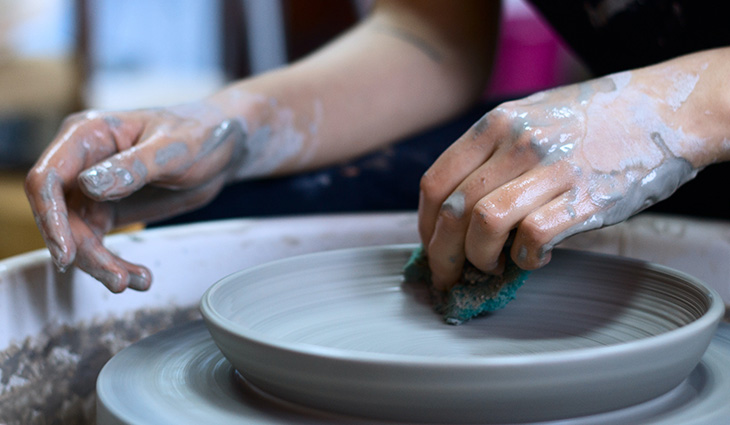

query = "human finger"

[68,208,152,292]
[425,141,541,290]
[509,186,602,270]
[462,164,572,278]
[65,179,223,291]
[25,168,76,269]
[418,112,505,249]
[24,113,135,269]
[76,119,246,201]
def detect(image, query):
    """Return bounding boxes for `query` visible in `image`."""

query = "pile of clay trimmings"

[403,246,531,325]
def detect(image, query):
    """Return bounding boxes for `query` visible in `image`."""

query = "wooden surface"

[0,171,45,259]
[0,171,143,259]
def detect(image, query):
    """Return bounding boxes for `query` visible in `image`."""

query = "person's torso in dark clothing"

[526,0,730,219]
[527,0,730,76]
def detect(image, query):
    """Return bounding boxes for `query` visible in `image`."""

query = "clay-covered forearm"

[627,46,730,168]
[203,0,499,181]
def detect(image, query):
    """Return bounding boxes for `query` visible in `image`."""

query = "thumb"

[78,120,246,201]
[77,144,153,201]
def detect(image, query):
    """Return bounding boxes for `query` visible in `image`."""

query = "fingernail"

[47,240,72,272]
[517,245,528,263]
[80,162,138,200]
[128,270,152,291]
[100,271,126,293]
[79,163,114,194]
[537,247,552,267]
[441,191,466,219]
[52,257,69,273]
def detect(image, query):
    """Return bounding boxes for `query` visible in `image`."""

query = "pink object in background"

[485,0,583,100]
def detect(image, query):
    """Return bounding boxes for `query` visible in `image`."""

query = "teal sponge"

[403,246,531,325]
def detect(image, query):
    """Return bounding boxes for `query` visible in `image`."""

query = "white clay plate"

[97,320,730,425]
[196,245,723,423]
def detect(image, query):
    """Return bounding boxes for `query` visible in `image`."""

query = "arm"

[419,47,730,290]
[210,0,500,174]
[25,0,501,292]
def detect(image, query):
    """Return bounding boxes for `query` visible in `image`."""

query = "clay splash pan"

[200,245,724,424]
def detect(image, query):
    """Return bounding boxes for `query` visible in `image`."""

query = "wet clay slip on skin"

[196,245,723,424]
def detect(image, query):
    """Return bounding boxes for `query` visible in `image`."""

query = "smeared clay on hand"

[419,59,719,291]
[26,93,323,292]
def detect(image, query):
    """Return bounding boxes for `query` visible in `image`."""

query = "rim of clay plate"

[200,244,725,368]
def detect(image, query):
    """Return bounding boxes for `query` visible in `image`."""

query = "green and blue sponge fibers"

[403,246,531,325]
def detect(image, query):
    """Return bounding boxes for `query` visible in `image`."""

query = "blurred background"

[0,0,588,259]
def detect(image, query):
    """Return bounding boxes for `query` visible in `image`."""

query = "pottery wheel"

[97,320,730,425]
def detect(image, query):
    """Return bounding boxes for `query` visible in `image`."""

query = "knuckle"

[519,216,553,247]
[24,168,54,198]
[471,203,507,236]
[59,110,112,138]
[471,112,491,137]
[492,101,515,116]
[485,104,536,150]
[62,110,105,128]
[485,107,512,131]
[24,170,43,194]
[418,171,441,203]
[70,109,124,126]
[510,132,537,158]
[60,112,86,127]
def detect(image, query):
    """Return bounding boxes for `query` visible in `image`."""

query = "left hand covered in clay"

[418,49,730,291]
[24,94,304,293]
[23,102,240,292]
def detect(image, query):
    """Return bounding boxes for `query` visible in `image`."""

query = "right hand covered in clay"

[418,48,730,291]
[25,92,313,293]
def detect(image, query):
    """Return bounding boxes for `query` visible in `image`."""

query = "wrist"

[634,49,730,168]
[203,79,324,182]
